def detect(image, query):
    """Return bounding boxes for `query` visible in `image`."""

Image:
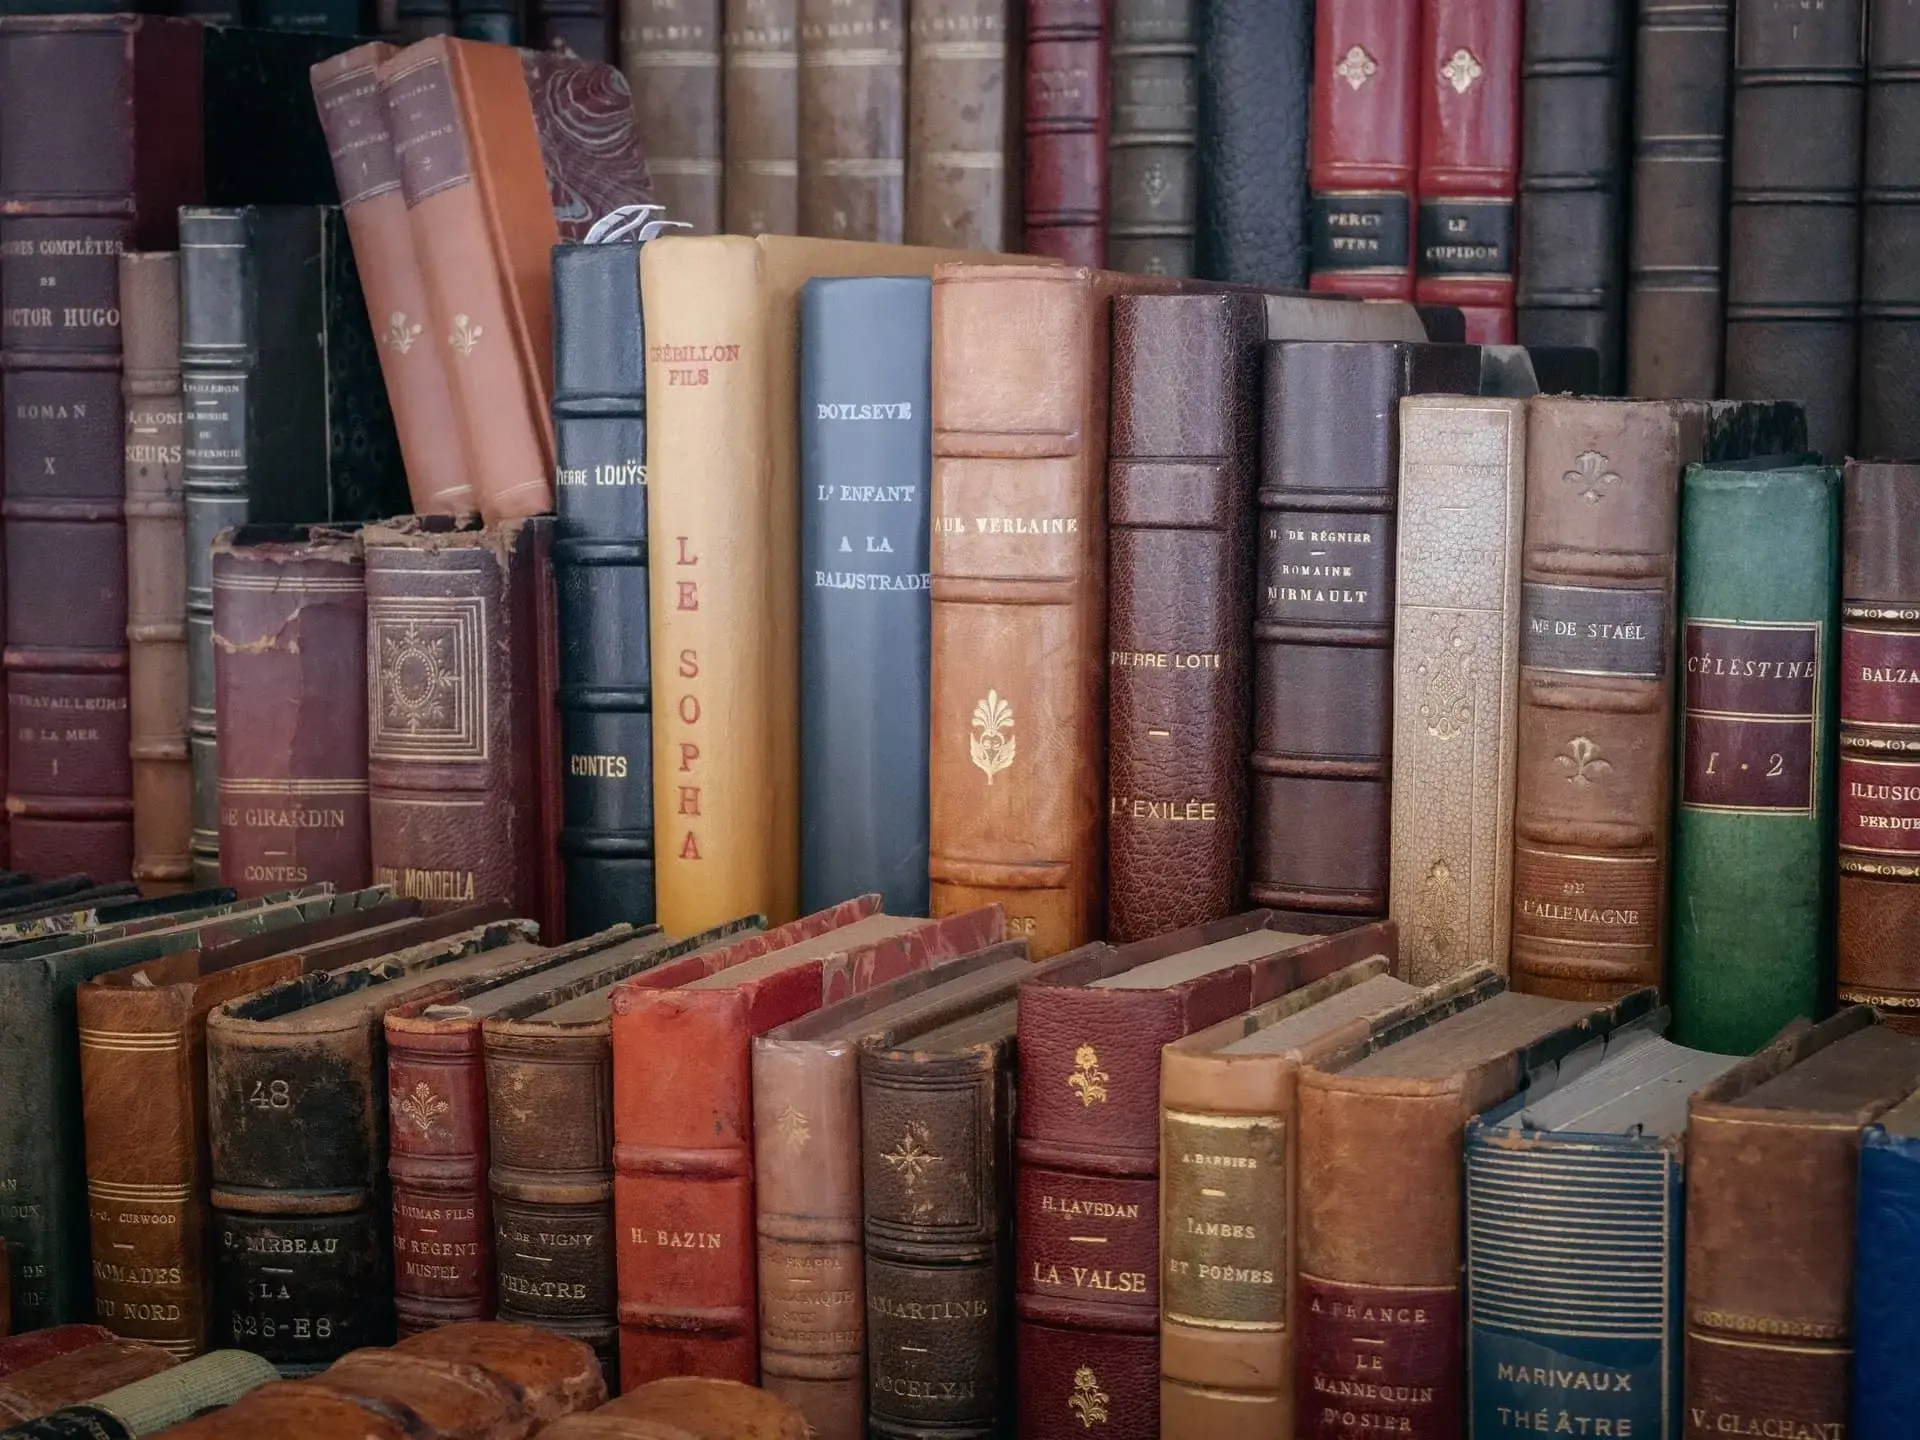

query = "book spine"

[211,534,371,899]
[929,267,1106,960]
[0,1343,174,1423]
[455,0,521,43]
[1465,1127,1681,1440]
[312,46,472,517]
[797,0,906,242]
[1509,399,1682,1000]
[1105,293,1262,941]
[640,237,797,935]
[1389,397,1526,985]
[1670,465,1840,1055]
[862,1036,1012,1440]
[1838,461,1920,1025]
[396,0,456,38]
[1307,0,1419,301]
[1023,0,1107,264]
[1724,0,1865,460]
[621,0,724,233]
[0,963,77,1327]
[1853,1125,1920,1440]
[798,277,933,918]
[1415,0,1521,342]
[722,0,799,235]
[1859,0,1919,456]
[6,1350,277,1440]
[0,1330,115,1384]
[534,0,615,63]
[255,0,361,32]
[119,252,191,895]
[906,0,1013,250]
[1516,0,1631,392]
[552,242,655,939]
[485,1021,622,1385]
[1627,1,1731,400]
[1106,0,1196,276]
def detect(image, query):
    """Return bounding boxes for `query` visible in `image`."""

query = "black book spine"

[797,277,932,917]
[455,0,521,42]
[1859,0,1918,456]
[1193,0,1310,286]
[552,242,655,937]
[251,0,362,32]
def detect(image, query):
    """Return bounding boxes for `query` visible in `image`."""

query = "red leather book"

[609,904,1007,1391]
[1023,0,1107,264]
[1308,0,1419,300]
[1415,0,1521,340]
[0,1329,114,1380]
[1014,914,1397,1440]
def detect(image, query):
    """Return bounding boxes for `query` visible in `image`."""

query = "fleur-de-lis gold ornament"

[970,690,1017,783]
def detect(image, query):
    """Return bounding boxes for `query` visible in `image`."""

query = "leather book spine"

[861,1032,1012,1440]
[1105,292,1263,941]
[145,1380,411,1440]
[0,1333,114,1384]
[1516,0,1631,392]
[0,1350,277,1439]
[1389,397,1526,984]
[364,521,553,922]
[1724,0,1865,459]
[1464,1124,1682,1440]
[1251,341,1482,917]
[1852,1123,1920,1440]
[536,0,614,61]
[1415,0,1521,343]
[1839,461,1920,1026]
[1023,0,1107,263]
[313,45,472,517]
[119,252,191,896]
[211,531,371,899]
[1192,0,1311,287]
[552,241,655,939]
[455,0,521,45]
[797,0,905,242]
[1307,0,1419,301]
[798,276,933,917]
[723,0,799,236]
[1670,464,1840,1055]
[906,0,1014,250]
[1627,1,1732,401]
[1106,0,1196,276]
[1859,0,1920,456]
[1509,399,1684,1001]
[621,0,724,233]
[0,1343,173,1424]
[397,0,457,39]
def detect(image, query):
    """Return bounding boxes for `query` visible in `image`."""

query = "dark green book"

[1671,457,1840,1053]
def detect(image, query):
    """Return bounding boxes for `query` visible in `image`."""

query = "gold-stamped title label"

[1161,1111,1285,1327]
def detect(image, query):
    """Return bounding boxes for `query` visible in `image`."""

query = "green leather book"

[1670,457,1839,1053]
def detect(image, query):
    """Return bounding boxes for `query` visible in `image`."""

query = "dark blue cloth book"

[1853,1090,1920,1440]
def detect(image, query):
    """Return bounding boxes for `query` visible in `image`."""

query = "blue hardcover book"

[797,276,933,915]
[1852,1089,1920,1440]
[1465,1015,1738,1440]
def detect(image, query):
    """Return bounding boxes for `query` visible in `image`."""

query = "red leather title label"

[1839,755,1920,863]
[1841,625,1920,727]
[1298,1275,1460,1440]
[1017,1168,1156,1310]
[1680,621,1819,813]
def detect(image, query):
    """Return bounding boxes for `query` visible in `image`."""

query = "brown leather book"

[0,1341,174,1423]
[76,893,429,1359]
[1250,340,1481,920]
[622,0,723,233]
[382,38,653,521]
[211,526,370,900]
[394,1320,608,1425]
[307,1346,538,1438]
[145,1379,409,1440]
[1295,986,1656,1440]
[120,251,192,898]
[798,0,905,241]
[722,0,797,236]
[312,44,472,517]
[1389,395,1528,983]
[906,0,1015,249]
[0,1330,115,1381]
[1686,1008,1920,1440]
[751,938,1031,1437]
[1159,962,1501,1437]
[538,1376,810,1440]
[1838,461,1920,1026]
[363,519,564,940]
[1023,0,1107,263]
[1509,397,1807,1000]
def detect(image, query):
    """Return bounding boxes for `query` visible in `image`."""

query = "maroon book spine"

[0,17,205,880]
[211,526,371,898]
[1024,0,1107,264]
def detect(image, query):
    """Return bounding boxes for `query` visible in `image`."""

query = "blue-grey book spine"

[1465,1122,1683,1439]
[1852,1124,1920,1439]
[551,241,654,937]
[797,277,933,916]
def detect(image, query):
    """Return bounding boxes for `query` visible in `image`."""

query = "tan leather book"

[723,0,798,236]
[1685,1007,1920,1440]
[538,1376,811,1439]
[640,236,1024,936]
[1157,962,1501,1438]
[798,0,904,241]
[0,1341,175,1423]
[146,1380,409,1440]
[906,0,1015,249]
[393,1320,608,1426]
[312,45,472,517]
[1389,396,1528,984]
[623,0,724,232]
